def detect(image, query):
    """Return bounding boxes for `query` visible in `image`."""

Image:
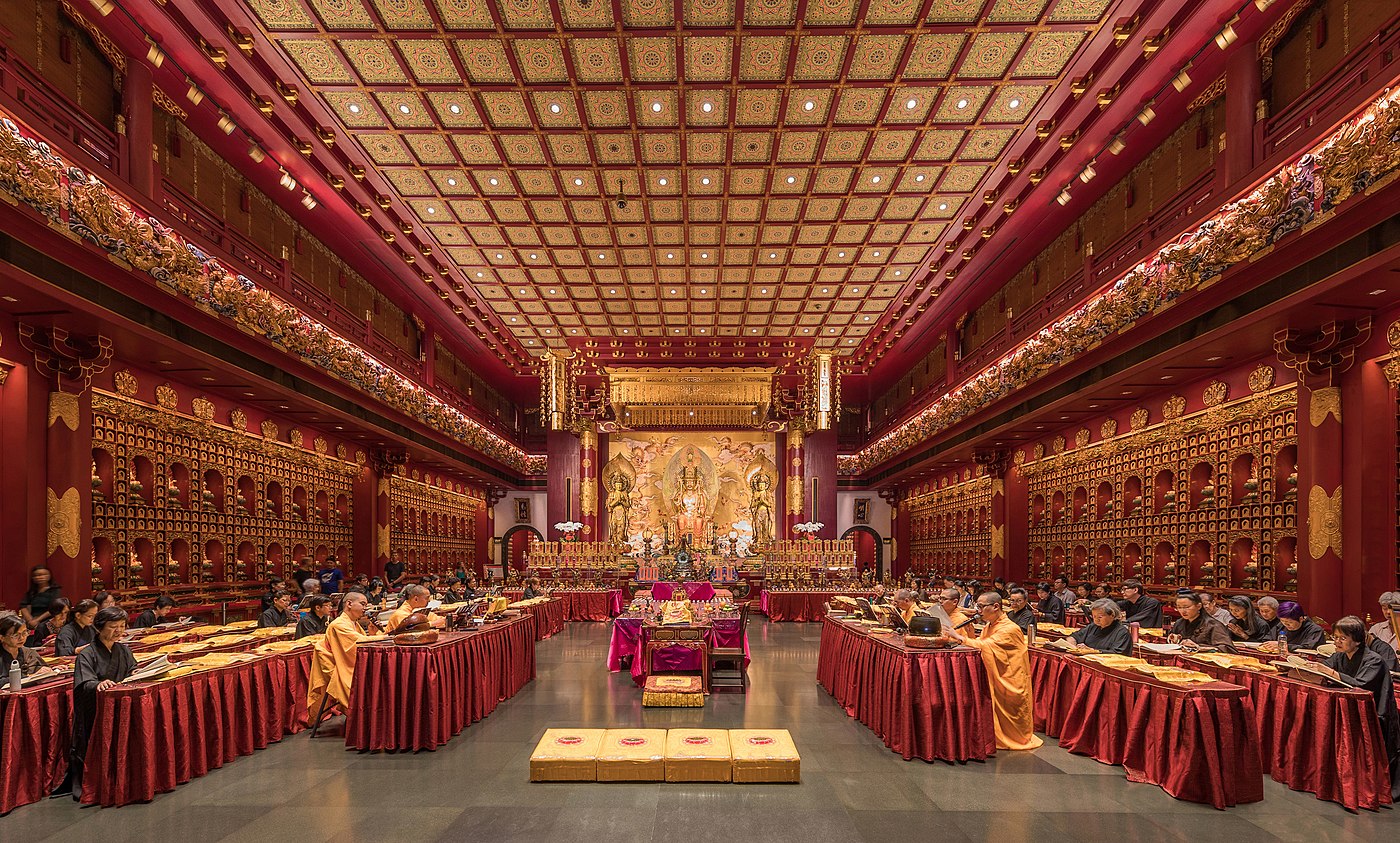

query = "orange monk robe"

[945,607,971,629]
[306,613,369,715]
[384,602,415,634]
[960,614,1043,751]
[898,605,916,626]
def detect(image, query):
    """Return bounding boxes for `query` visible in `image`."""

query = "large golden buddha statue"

[671,452,710,542]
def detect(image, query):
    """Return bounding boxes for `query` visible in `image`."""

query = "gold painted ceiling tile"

[833,88,888,125]
[500,135,548,165]
[844,197,884,220]
[854,167,897,192]
[377,92,436,127]
[832,224,870,242]
[558,0,615,27]
[516,171,560,195]
[884,88,937,123]
[793,35,850,81]
[433,0,496,27]
[431,168,474,193]
[448,198,490,221]
[571,200,607,221]
[472,169,515,194]
[385,169,435,195]
[924,195,962,217]
[636,91,679,126]
[925,0,985,20]
[340,40,408,83]
[306,0,376,29]
[766,199,801,220]
[683,133,725,163]
[744,0,797,26]
[883,198,922,219]
[738,36,790,82]
[405,134,457,164]
[802,0,858,26]
[425,92,482,126]
[413,198,456,221]
[848,35,908,81]
[1015,30,1088,77]
[984,85,1046,122]
[282,40,355,83]
[367,0,434,28]
[496,0,556,28]
[772,168,809,192]
[685,36,733,82]
[776,131,820,162]
[456,39,516,83]
[914,129,964,160]
[621,0,674,26]
[358,132,414,165]
[686,90,729,125]
[932,86,993,122]
[446,246,481,264]
[732,132,773,161]
[814,167,854,193]
[784,90,832,124]
[592,134,636,164]
[246,0,316,29]
[514,38,570,84]
[822,131,870,162]
[904,32,966,78]
[736,89,781,125]
[959,32,1028,78]
[987,0,1049,24]
[546,134,593,165]
[505,227,543,246]
[398,39,461,84]
[540,224,576,242]
[868,130,917,160]
[940,164,989,192]
[863,0,921,25]
[531,92,583,127]
[569,38,624,83]
[1049,0,1112,22]
[452,134,501,164]
[805,197,843,220]
[906,222,945,242]
[962,128,1014,160]
[582,91,630,127]
[627,36,677,82]
[683,0,736,26]
[639,133,681,164]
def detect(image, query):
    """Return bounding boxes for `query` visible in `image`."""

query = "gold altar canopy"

[606,367,775,430]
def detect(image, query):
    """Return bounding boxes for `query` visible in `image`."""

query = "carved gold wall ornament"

[191,397,215,422]
[1308,387,1341,426]
[1162,395,1187,420]
[580,427,597,451]
[1101,418,1118,439]
[1307,485,1342,559]
[113,370,138,397]
[1203,380,1229,407]
[1075,428,1090,448]
[336,444,347,460]
[356,450,367,465]
[990,523,1005,558]
[48,391,80,431]
[47,487,81,558]
[1130,407,1150,430]
[1052,436,1066,454]
[261,420,278,440]
[155,384,178,411]
[230,409,247,430]
[580,476,597,516]
[1248,365,1276,393]
[1014,449,1026,465]
[1032,443,1045,460]
[314,437,328,455]
[289,428,304,448]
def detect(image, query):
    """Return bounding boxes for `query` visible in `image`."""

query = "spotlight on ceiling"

[1136,102,1156,126]
[1107,134,1127,155]
[1171,66,1193,92]
[1056,188,1072,206]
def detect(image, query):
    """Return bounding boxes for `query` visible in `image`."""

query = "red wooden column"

[18,327,111,600]
[1223,35,1262,185]
[881,488,905,579]
[803,428,837,538]
[578,427,599,541]
[123,62,155,197]
[367,450,404,579]
[784,426,804,539]
[479,488,502,576]
[1344,336,1397,612]
[546,429,581,539]
[352,458,377,580]
[1276,319,1372,622]
[976,450,1024,583]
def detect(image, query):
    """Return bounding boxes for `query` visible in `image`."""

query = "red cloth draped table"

[503,590,615,622]
[81,654,295,807]
[514,599,566,640]
[607,614,751,686]
[1182,657,1392,811]
[0,678,72,814]
[763,590,873,622]
[648,582,721,601]
[346,615,536,752]
[816,617,996,763]
[608,589,627,617]
[1028,648,1262,809]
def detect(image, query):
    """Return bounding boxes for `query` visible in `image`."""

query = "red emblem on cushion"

[682,736,711,745]
[747,736,775,745]
[554,736,584,745]
[619,736,648,746]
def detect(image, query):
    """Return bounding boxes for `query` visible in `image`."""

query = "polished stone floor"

[6,620,1394,841]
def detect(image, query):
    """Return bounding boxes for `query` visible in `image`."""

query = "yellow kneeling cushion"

[529,729,606,782]
[665,729,732,782]
[729,729,801,783]
[596,729,667,782]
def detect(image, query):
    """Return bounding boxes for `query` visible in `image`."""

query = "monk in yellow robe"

[385,584,445,633]
[937,589,972,629]
[938,591,1043,751]
[307,591,370,719]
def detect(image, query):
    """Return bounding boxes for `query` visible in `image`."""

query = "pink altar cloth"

[607,615,750,686]
[648,581,717,601]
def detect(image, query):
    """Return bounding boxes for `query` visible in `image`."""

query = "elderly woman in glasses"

[934,593,1042,751]
[1314,616,1400,801]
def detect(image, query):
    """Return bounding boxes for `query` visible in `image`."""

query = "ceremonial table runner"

[1183,658,1392,811]
[503,590,615,622]
[649,581,717,601]
[1028,648,1262,809]
[763,590,873,622]
[346,615,536,752]
[817,617,996,763]
[82,654,295,807]
[608,616,751,686]
[0,679,71,814]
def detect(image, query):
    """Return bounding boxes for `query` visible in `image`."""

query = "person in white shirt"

[1368,592,1400,649]
[1052,576,1076,610]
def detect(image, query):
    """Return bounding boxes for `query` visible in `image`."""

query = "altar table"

[762,590,872,622]
[513,599,566,639]
[608,614,750,686]
[503,589,618,621]
[1029,648,1262,809]
[0,677,71,814]
[346,615,536,752]
[649,581,717,601]
[81,649,311,807]
[1182,656,1392,811]
[817,617,996,763]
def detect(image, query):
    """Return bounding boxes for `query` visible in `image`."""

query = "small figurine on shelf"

[202,488,215,510]
[1160,489,1176,513]
[1198,484,1215,509]
[1283,470,1298,500]
[128,477,144,500]
[1130,494,1143,514]
[236,493,248,515]
[92,465,104,502]
[166,482,180,505]
[1241,476,1260,505]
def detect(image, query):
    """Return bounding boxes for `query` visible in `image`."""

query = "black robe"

[1035,595,1065,624]
[1167,613,1236,653]
[1284,618,1327,651]
[1007,605,1035,633]
[258,607,290,629]
[131,609,159,629]
[1325,648,1400,800]
[1119,595,1164,628]
[1070,620,1134,655]
[53,623,95,656]
[294,613,328,640]
[71,638,136,793]
[1367,636,1398,671]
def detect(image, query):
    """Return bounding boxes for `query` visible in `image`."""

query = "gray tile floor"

[6,620,1394,841]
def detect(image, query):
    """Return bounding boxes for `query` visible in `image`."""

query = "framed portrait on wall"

[854,498,870,524]
[515,497,530,524]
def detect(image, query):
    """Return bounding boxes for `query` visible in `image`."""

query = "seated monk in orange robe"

[385,584,446,633]
[937,592,1043,751]
[307,591,371,718]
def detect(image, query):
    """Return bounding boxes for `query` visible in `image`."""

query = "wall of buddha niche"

[389,471,481,576]
[905,472,994,581]
[606,431,777,547]
[90,370,360,592]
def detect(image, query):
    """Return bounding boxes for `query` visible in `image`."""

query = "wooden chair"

[707,603,750,692]
[644,626,710,691]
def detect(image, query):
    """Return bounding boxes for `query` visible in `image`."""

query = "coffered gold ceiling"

[241,0,1116,357]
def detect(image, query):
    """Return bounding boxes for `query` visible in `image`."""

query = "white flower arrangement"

[792,521,825,534]
[554,521,584,534]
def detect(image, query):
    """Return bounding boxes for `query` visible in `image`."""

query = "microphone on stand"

[953,616,978,631]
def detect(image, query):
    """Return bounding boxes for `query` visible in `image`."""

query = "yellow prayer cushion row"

[529,728,799,783]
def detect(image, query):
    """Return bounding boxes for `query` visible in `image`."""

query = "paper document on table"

[1135,642,1183,654]
[123,655,174,683]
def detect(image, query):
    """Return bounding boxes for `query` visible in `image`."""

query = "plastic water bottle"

[1129,621,1140,645]
[7,660,20,693]
[1277,627,1288,656]
[1028,622,1037,646]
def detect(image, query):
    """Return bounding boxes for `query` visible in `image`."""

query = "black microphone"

[953,616,978,630]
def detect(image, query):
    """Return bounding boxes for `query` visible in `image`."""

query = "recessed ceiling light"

[549,103,561,114]
[496,253,505,259]
[837,251,846,257]
[803,100,815,111]
[915,174,925,182]
[803,328,811,333]
[426,206,436,214]
[1160,375,1172,380]
[1008,98,1022,109]
[701,101,714,113]
[821,287,829,293]
[448,104,461,114]
[851,287,859,293]
[700,252,708,258]
[528,253,537,259]
[447,177,458,186]
[243,392,255,397]
[905,98,918,109]
[475,271,483,277]
[1089,404,1100,409]
[760,288,768,294]
[1370,288,1388,295]
[510,317,518,322]
[699,328,705,333]
[956,98,969,109]
[894,270,902,276]
[872,251,881,257]
[573,178,583,186]
[527,340,534,344]
[1120,391,1132,396]
[598,253,606,259]
[701,177,711,185]
[1206,355,1222,362]
[786,175,796,184]
[548,288,557,294]
[670,288,678,294]
[348,103,362,114]
[666,253,674,259]
[658,177,668,186]
[651,101,663,112]
[938,202,948,210]
[863,316,870,321]
[398,104,411,114]
[871,175,881,183]
[201,376,215,382]
[622,328,629,333]
[488,177,499,186]
[543,329,551,334]
[769,252,777,258]
[700,288,707,294]
[609,288,617,294]
[518,288,526,294]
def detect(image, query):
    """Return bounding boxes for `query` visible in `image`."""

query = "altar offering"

[665,729,732,782]
[530,729,607,782]
[596,729,667,782]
